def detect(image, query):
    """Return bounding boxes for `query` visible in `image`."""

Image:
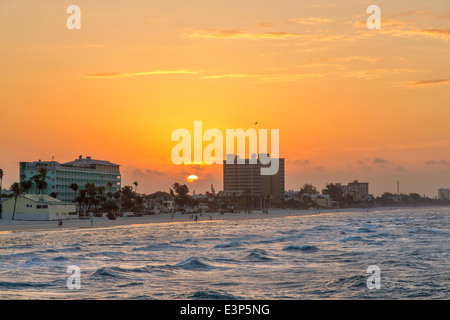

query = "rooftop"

[21,194,71,205]
[63,155,120,167]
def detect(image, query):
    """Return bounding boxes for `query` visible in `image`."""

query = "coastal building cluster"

[20,156,121,202]
[1,155,450,221]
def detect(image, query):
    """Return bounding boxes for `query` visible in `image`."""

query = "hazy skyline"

[1,0,449,197]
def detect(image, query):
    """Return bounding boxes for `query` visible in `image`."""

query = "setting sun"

[187,175,199,183]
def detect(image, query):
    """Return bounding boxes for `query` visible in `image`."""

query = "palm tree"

[113,190,121,209]
[31,175,40,194]
[32,167,48,194]
[97,186,105,196]
[84,183,97,212]
[97,186,106,208]
[121,186,135,211]
[107,181,113,194]
[133,181,138,193]
[10,182,22,220]
[20,180,33,195]
[76,189,88,214]
[69,183,78,203]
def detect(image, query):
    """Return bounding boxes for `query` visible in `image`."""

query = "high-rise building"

[223,155,285,208]
[20,155,121,202]
[438,188,449,200]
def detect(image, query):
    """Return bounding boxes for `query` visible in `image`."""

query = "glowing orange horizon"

[0,1,449,197]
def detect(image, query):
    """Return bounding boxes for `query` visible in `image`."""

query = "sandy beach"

[0,207,411,234]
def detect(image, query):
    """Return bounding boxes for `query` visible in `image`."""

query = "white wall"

[2,212,50,221]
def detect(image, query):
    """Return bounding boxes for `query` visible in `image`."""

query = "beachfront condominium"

[223,154,285,208]
[20,155,121,202]
[337,180,370,201]
[438,188,449,201]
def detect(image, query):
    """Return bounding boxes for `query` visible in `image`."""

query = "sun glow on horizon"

[187,175,199,183]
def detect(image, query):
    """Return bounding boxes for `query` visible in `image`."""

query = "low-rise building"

[284,190,301,201]
[216,190,245,198]
[1,194,77,220]
[315,195,333,208]
[146,192,175,212]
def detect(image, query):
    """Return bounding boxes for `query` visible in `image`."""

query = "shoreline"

[0,206,444,234]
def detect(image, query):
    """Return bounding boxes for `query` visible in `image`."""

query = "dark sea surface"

[0,207,448,299]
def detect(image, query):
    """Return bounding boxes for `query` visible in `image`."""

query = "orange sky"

[0,0,449,196]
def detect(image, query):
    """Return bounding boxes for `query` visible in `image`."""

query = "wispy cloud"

[184,29,309,40]
[182,27,351,42]
[145,169,165,176]
[402,28,450,41]
[202,72,322,83]
[292,159,310,166]
[373,157,390,164]
[202,74,261,79]
[86,69,198,79]
[286,17,332,25]
[398,79,450,87]
[343,68,416,80]
[354,18,450,41]
[319,56,381,63]
[426,160,450,166]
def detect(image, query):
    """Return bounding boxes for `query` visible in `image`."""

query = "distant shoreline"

[0,206,446,234]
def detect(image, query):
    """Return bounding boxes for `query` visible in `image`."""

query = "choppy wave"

[132,243,183,252]
[0,281,55,289]
[214,241,242,249]
[91,266,129,279]
[174,257,218,271]
[185,290,239,300]
[282,245,319,252]
[0,207,449,299]
[339,236,371,242]
[243,249,274,262]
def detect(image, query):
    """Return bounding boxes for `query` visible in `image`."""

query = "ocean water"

[0,207,449,300]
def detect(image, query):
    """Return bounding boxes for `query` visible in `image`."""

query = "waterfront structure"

[438,188,449,201]
[223,155,285,208]
[337,180,370,201]
[216,190,245,198]
[20,155,121,202]
[1,194,77,220]
[145,191,175,212]
[284,190,301,201]
[314,195,333,208]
